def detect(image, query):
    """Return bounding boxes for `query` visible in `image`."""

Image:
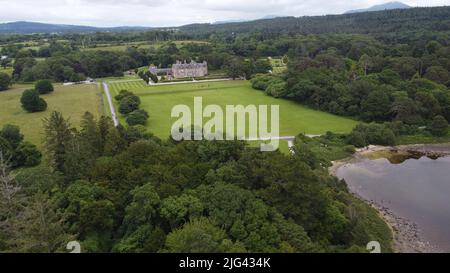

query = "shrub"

[20,89,47,113]
[250,75,277,91]
[344,145,356,154]
[126,109,149,126]
[265,80,286,98]
[35,79,54,94]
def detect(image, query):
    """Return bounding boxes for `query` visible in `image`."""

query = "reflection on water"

[337,155,450,252]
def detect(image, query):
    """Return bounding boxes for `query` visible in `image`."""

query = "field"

[0,84,104,146]
[108,80,359,140]
[82,40,210,52]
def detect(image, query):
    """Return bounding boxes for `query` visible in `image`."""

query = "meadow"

[82,40,210,52]
[108,80,359,140]
[0,84,104,146]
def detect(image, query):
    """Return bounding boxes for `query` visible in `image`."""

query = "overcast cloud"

[0,0,449,27]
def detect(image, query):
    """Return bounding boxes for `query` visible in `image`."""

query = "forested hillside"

[179,6,450,36]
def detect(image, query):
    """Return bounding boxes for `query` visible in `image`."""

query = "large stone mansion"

[149,60,208,79]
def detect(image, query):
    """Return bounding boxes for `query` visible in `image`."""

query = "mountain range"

[0,21,149,34]
[345,1,411,14]
[0,2,434,34]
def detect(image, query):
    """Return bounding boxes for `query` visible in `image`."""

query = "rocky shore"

[369,201,440,253]
[330,143,450,253]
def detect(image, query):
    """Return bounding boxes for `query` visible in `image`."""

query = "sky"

[0,0,449,27]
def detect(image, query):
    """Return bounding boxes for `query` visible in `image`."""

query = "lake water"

[336,155,450,252]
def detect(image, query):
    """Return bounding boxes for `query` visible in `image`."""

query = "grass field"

[82,40,210,52]
[0,84,104,146]
[108,80,359,140]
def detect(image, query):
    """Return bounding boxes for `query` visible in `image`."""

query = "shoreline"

[330,143,450,253]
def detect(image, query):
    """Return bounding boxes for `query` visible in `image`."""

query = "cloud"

[0,0,448,27]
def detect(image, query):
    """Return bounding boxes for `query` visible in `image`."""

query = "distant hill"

[213,19,249,25]
[213,15,281,25]
[177,6,450,35]
[345,1,411,14]
[0,21,150,34]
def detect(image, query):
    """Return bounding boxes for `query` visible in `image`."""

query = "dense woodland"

[179,6,450,36]
[0,113,391,253]
[1,6,450,253]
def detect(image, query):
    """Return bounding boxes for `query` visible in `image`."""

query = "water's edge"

[329,143,450,253]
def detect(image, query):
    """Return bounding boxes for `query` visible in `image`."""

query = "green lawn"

[0,84,104,146]
[109,80,359,140]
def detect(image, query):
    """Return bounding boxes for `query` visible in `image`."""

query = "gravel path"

[103,82,119,127]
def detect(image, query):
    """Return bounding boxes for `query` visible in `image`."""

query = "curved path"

[102,82,119,127]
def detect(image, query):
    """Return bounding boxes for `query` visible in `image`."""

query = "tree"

[1,57,12,69]
[14,142,42,167]
[390,97,422,125]
[114,183,164,253]
[149,73,158,84]
[160,194,203,229]
[0,125,24,149]
[35,80,54,94]
[0,136,14,160]
[0,152,21,220]
[358,54,373,76]
[20,89,47,113]
[103,126,127,156]
[115,90,134,101]
[43,111,73,173]
[424,66,450,85]
[0,154,16,249]
[224,58,246,79]
[430,115,448,136]
[361,90,391,121]
[193,183,280,252]
[122,183,161,234]
[9,192,71,253]
[0,72,12,91]
[126,109,149,126]
[164,218,240,253]
[79,112,102,156]
[119,95,141,115]
[252,59,273,74]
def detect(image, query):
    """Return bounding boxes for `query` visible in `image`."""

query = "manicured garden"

[109,80,360,139]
